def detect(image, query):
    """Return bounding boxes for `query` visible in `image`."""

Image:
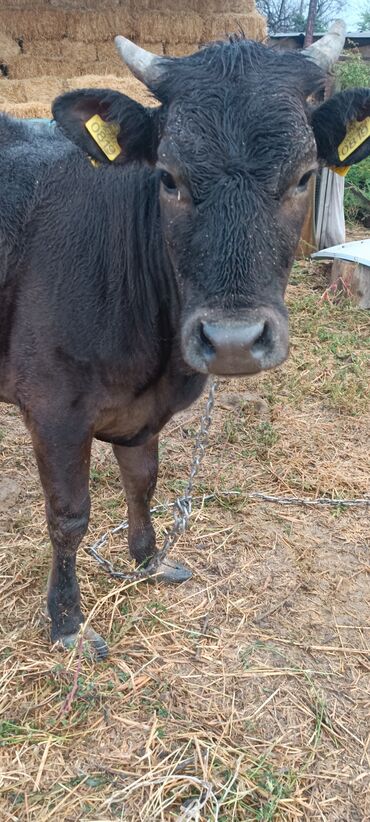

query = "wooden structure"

[267,31,370,63]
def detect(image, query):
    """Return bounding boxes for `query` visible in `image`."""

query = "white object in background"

[315,167,345,250]
[312,239,370,266]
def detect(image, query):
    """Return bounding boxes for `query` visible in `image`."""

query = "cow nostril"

[251,320,273,353]
[199,322,216,356]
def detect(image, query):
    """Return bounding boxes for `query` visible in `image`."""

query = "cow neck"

[113,164,180,351]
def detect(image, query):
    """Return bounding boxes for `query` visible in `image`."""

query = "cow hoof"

[151,557,192,584]
[54,627,109,660]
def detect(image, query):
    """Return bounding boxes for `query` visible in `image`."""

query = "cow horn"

[114,36,164,85]
[302,20,346,71]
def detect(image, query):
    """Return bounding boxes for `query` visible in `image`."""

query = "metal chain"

[84,378,219,582]
[85,374,369,584]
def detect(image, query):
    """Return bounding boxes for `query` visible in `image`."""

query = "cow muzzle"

[182,308,289,376]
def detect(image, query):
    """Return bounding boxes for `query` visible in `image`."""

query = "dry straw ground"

[0,76,369,817]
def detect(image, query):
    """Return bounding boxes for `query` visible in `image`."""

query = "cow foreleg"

[28,419,108,658]
[113,436,192,584]
[113,436,158,566]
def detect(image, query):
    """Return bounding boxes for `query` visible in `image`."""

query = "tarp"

[315,168,345,250]
[312,238,370,267]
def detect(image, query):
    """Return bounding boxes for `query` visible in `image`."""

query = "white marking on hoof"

[151,558,192,584]
[53,626,109,660]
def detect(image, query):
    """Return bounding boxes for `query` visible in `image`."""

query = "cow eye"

[160,170,178,193]
[296,170,315,191]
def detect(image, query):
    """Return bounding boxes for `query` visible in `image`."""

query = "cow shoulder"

[0,115,73,284]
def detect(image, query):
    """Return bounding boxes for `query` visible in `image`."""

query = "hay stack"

[0,70,154,120]
[8,58,67,80]
[3,100,53,119]
[0,33,21,63]
[137,12,203,45]
[0,1,266,80]
[203,12,266,42]
[66,10,136,42]
[0,9,68,40]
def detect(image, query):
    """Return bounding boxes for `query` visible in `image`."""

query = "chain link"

[85,378,218,582]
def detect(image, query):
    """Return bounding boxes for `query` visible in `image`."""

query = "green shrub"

[334,47,370,90]
[334,50,370,223]
[343,157,370,223]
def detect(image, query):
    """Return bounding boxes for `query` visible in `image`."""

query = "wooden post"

[296,176,317,259]
[304,0,317,48]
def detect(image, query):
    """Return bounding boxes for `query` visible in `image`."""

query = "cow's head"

[53,22,370,377]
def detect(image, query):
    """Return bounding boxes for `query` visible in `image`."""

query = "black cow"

[1,24,369,657]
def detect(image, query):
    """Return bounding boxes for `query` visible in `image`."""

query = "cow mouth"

[181,308,289,376]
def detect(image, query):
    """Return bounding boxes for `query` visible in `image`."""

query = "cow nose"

[199,319,272,375]
[182,311,289,375]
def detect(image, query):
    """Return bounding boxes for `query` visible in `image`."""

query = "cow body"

[0,129,205,436]
[1,32,369,657]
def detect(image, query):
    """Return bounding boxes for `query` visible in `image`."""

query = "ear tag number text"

[338,116,370,162]
[85,114,121,161]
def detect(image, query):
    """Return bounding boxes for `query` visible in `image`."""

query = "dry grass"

[0,237,369,819]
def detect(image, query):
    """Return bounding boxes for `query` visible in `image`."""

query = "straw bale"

[0,78,27,104]
[23,39,63,59]
[96,39,163,72]
[0,10,67,40]
[20,76,68,102]
[164,43,200,57]
[96,40,126,69]
[8,58,67,80]
[0,0,54,6]
[0,33,20,63]
[67,11,136,42]
[207,0,256,9]
[61,40,97,62]
[1,100,52,119]
[65,73,129,90]
[244,11,267,40]
[23,39,97,63]
[155,0,255,10]
[138,12,203,44]
[65,73,154,107]
[74,60,125,76]
[50,0,120,7]
[136,42,165,56]
[203,12,266,41]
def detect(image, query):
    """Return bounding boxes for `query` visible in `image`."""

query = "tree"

[304,0,318,45]
[358,5,370,30]
[256,0,345,34]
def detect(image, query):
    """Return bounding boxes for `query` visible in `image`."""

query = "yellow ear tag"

[330,165,350,176]
[338,116,370,162]
[85,114,121,161]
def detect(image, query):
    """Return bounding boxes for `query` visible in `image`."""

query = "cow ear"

[312,87,370,168]
[52,88,160,165]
